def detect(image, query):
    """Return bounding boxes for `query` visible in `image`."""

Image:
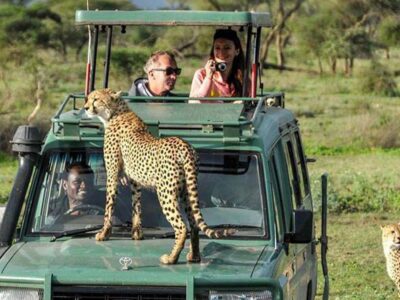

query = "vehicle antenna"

[85,0,92,97]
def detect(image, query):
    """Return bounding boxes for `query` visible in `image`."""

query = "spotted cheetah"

[84,88,234,264]
[381,223,400,296]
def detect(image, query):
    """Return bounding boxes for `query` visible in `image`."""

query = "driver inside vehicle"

[47,161,105,223]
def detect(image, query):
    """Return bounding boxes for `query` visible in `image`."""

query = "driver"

[48,162,105,221]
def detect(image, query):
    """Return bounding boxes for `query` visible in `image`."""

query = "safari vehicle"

[0,10,329,300]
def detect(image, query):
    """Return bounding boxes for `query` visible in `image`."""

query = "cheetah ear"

[111,90,122,101]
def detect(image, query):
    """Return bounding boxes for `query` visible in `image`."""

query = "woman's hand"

[205,59,216,79]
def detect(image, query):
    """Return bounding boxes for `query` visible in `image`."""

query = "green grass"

[0,152,17,204]
[308,151,400,213]
[315,213,399,299]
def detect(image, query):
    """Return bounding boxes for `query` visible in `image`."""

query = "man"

[61,162,100,212]
[48,162,104,222]
[128,51,181,97]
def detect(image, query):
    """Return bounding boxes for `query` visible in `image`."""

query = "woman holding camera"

[189,29,244,103]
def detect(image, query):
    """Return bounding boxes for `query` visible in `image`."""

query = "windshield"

[28,149,267,238]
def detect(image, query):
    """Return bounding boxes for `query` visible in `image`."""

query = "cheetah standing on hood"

[84,88,234,264]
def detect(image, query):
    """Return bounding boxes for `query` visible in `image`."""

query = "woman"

[189,29,244,103]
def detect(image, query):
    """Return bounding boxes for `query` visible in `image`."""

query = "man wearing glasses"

[128,51,181,99]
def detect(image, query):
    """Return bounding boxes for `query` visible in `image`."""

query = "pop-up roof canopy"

[75,10,272,27]
[75,9,271,97]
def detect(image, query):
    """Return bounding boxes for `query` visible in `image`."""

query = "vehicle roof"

[46,94,295,153]
[75,10,272,27]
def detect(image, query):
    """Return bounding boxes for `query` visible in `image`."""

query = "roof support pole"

[242,26,253,97]
[103,25,113,88]
[89,25,99,93]
[251,27,262,97]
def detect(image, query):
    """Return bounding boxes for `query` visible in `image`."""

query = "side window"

[270,145,291,233]
[269,153,285,241]
[293,131,310,196]
[283,137,302,208]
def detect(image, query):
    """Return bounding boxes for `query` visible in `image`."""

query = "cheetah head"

[84,88,122,124]
[381,224,400,250]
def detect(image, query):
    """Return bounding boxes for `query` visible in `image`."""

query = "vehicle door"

[268,143,292,298]
[281,130,314,299]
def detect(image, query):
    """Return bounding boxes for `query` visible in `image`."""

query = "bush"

[311,172,400,213]
[359,60,398,96]
[110,48,150,79]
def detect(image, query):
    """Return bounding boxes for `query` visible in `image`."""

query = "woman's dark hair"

[209,29,245,96]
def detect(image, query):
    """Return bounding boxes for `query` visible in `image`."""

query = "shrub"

[110,48,150,79]
[311,172,400,213]
[359,60,398,97]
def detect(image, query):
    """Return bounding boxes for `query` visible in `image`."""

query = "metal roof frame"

[75,10,272,27]
[51,93,285,143]
[75,9,272,100]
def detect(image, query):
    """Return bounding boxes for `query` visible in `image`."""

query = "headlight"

[0,288,43,300]
[209,290,273,300]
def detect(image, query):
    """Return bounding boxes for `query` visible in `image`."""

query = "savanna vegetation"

[0,0,399,298]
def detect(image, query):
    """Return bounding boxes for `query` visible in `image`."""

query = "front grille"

[52,285,186,300]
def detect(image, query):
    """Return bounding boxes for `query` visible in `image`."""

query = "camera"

[216,62,227,72]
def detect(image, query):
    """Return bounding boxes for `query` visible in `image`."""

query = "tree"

[260,0,305,69]
[295,10,332,74]
[294,0,393,75]
[47,0,136,60]
[376,17,400,58]
[0,4,63,63]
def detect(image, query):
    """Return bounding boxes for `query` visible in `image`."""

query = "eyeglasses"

[151,67,182,76]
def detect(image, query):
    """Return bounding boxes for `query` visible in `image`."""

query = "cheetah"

[381,223,400,296]
[84,88,234,264]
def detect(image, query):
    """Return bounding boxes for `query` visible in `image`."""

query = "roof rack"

[51,93,285,143]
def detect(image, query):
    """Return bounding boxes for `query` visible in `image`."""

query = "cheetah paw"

[131,227,143,240]
[160,254,178,265]
[95,227,111,241]
[186,251,201,263]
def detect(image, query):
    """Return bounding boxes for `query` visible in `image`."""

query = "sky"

[131,0,169,9]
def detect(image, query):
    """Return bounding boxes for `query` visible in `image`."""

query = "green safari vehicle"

[0,10,329,300]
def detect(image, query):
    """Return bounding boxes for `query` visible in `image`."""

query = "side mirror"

[284,210,313,243]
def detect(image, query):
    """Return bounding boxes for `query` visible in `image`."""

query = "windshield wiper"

[49,225,103,242]
[208,224,261,229]
[112,222,132,230]
[49,222,145,242]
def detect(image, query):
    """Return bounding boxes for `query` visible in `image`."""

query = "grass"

[308,151,400,213]
[315,213,399,299]
[0,152,17,203]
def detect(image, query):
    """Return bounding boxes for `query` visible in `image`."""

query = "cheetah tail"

[182,147,236,239]
[202,228,237,238]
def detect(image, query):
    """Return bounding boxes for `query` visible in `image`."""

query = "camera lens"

[216,62,227,72]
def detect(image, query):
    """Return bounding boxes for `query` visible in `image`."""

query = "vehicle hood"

[0,238,272,285]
